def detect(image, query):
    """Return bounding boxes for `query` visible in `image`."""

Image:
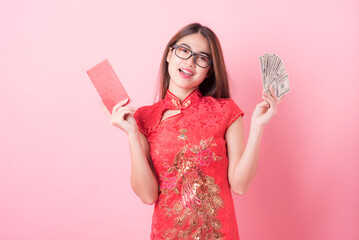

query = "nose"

[184,54,196,68]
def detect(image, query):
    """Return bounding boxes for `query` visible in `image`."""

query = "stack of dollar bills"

[259,53,290,98]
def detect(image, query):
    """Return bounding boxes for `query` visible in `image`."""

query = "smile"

[179,68,194,76]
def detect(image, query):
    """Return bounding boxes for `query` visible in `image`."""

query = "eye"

[198,55,209,62]
[179,47,189,53]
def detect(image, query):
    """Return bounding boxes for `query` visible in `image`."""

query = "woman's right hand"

[103,98,138,135]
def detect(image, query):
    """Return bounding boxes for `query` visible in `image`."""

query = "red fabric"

[134,89,244,239]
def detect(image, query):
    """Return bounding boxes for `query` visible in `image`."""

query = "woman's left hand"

[251,85,285,130]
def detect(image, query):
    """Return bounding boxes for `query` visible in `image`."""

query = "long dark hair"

[157,23,231,100]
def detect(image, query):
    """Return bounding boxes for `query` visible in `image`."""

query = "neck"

[168,84,198,103]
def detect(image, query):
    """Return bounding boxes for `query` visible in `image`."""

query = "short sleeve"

[226,99,244,130]
[133,107,148,137]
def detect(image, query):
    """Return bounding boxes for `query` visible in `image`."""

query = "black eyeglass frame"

[171,44,212,68]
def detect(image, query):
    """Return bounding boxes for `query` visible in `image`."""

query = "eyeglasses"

[171,45,212,68]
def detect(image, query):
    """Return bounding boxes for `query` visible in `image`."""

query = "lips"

[179,68,194,77]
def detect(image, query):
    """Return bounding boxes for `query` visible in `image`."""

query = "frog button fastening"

[183,100,191,109]
[178,129,188,140]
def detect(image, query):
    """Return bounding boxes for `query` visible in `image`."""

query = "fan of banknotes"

[259,53,290,98]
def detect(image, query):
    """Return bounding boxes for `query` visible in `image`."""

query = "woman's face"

[166,33,212,94]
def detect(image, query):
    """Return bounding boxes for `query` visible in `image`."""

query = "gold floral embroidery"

[159,137,224,239]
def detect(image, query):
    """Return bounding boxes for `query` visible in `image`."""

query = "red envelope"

[87,59,130,114]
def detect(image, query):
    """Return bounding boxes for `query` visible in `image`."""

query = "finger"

[112,106,134,118]
[257,100,267,107]
[269,86,278,100]
[111,109,135,126]
[269,85,274,95]
[263,90,275,101]
[259,100,268,106]
[265,92,281,105]
[268,86,280,103]
[265,101,270,108]
[261,100,270,108]
[112,98,130,112]
[262,95,275,105]
[262,96,277,109]
[122,106,137,112]
[263,95,279,114]
[114,108,135,121]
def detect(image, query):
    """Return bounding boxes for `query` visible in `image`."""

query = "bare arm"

[128,130,158,205]
[226,86,285,195]
[226,117,263,195]
[106,99,158,204]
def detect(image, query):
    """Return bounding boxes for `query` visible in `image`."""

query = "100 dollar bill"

[259,53,290,98]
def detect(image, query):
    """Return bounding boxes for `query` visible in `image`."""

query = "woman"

[106,23,284,239]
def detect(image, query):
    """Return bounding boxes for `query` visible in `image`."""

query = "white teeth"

[180,69,193,76]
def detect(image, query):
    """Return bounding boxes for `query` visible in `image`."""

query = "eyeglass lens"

[174,46,211,68]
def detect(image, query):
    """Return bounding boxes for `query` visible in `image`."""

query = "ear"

[166,47,172,63]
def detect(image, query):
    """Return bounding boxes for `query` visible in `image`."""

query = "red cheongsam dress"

[133,89,244,240]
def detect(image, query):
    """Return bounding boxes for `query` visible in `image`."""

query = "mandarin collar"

[164,89,202,110]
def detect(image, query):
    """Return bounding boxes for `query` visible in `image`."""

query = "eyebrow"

[179,43,211,57]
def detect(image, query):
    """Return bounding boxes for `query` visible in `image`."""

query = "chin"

[173,80,199,90]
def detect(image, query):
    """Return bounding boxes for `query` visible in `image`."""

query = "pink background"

[1,0,358,239]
